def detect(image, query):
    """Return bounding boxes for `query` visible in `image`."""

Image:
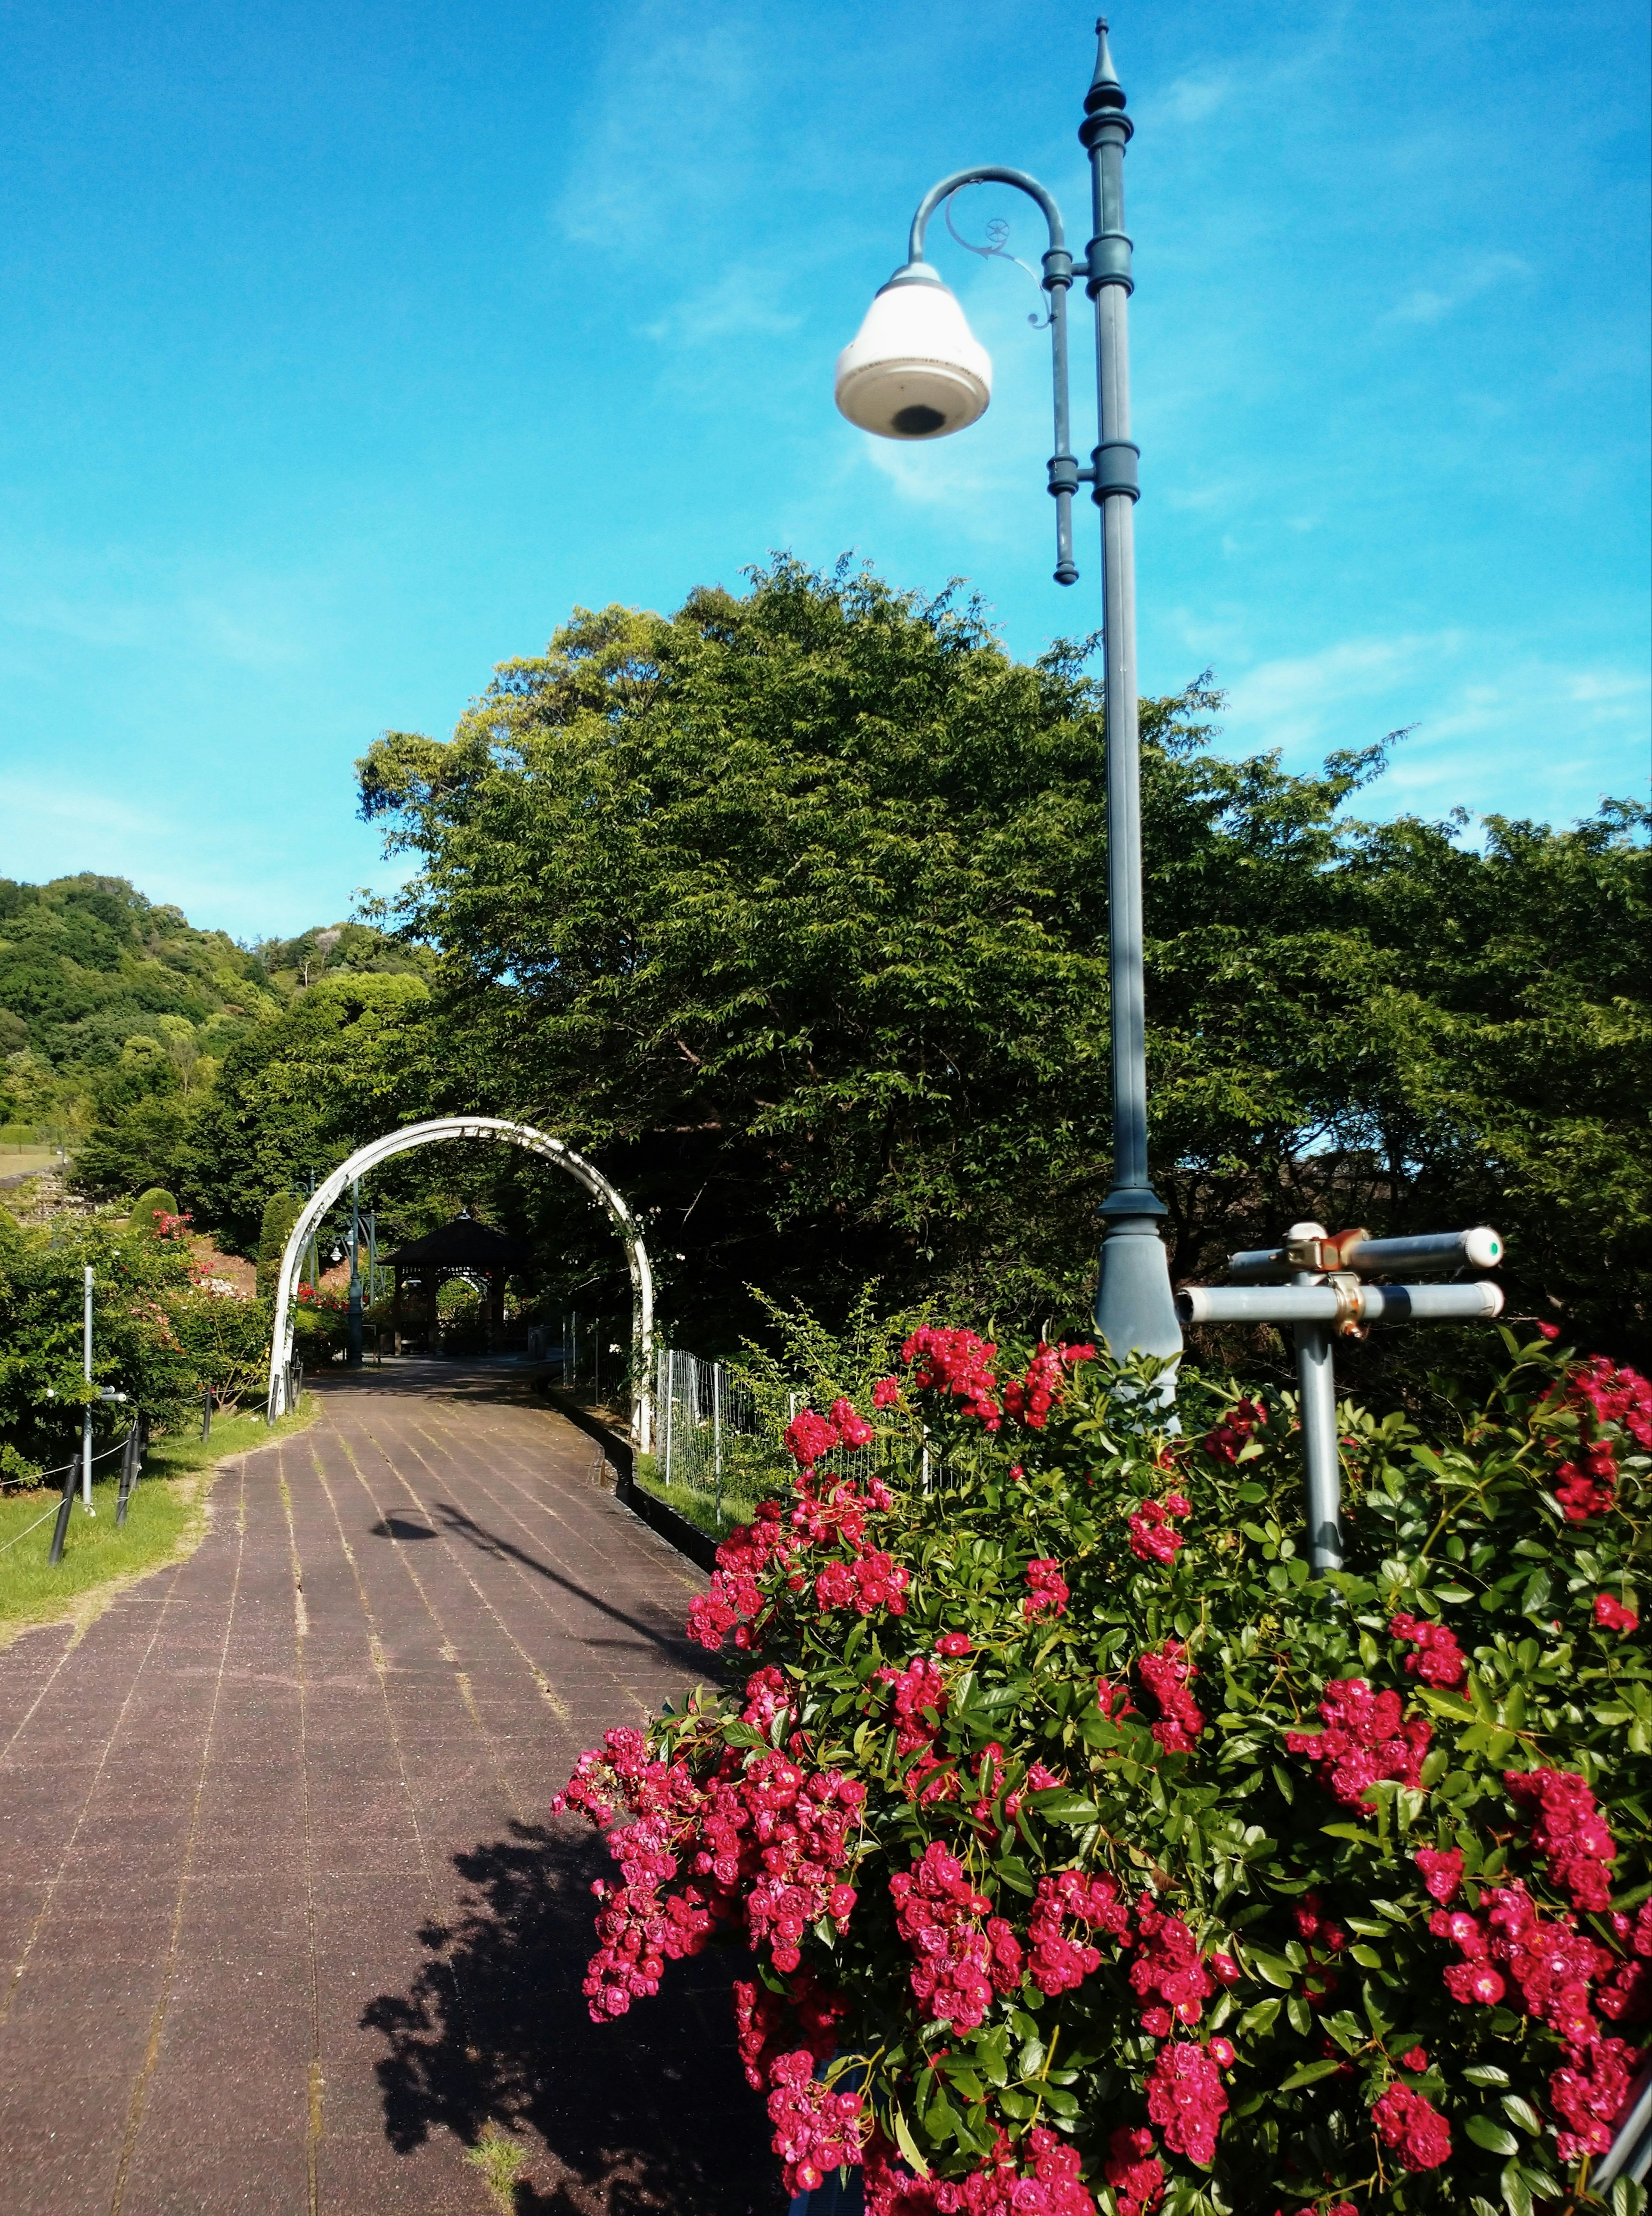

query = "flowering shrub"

[554,1326,1650,2213]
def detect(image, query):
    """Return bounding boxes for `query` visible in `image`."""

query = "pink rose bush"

[554,1325,1649,2210]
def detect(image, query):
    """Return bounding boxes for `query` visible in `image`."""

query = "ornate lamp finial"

[1087,17,1126,112]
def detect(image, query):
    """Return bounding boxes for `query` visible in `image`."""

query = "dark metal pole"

[116,1423,138,1526]
[47,1448,77,1565]
[347,1177,363,1368]
[1082,21,1182,1367]
[201,1383,213,1442]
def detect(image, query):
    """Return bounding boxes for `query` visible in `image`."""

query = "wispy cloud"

[639,260,801,347]
[1217,629,1649,827]
[1384,252,1529,326]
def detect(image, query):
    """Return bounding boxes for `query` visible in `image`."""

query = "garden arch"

[265,1116,656,1448]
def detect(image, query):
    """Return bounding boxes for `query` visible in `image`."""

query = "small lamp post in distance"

[833,18,1181,1366]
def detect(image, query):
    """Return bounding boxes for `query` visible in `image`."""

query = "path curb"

[535,1381,720,1575]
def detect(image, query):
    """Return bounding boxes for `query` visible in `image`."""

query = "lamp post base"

[1094,1209,1183,1365]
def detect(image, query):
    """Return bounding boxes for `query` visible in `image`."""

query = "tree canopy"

[354,558,1650,1365]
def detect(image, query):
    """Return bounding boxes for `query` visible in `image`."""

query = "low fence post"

[713,1361,724,1525]
[663,1347,676,1487]
[47,1447,78,1566]
[201,1384,213,1443]
[115,1423,139,1526]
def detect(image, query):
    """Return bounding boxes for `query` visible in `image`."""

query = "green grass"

[463,2124,528,2210]
[0,1399,316,1643]
[632,1461,771,1540]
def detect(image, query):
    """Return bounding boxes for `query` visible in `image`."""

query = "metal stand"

[80,1265,95,1514]
[115,1420,144,1527]
[1178,1222,1506,1577]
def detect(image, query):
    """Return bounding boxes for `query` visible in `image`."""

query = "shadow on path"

[431,1502,707,1668]
[363,1823,782,2216]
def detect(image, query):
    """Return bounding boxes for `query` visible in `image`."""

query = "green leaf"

[1500,2159,1534,2216]
[1501,2095,1541,2136]
[1467,2115,1519,2156]
[1463,2065,1510,2087]
[891,2109,931,2177]
[1278,2058,1347,2090]
[1024,1790,1101,1826]
[1245,1950,1297,1990]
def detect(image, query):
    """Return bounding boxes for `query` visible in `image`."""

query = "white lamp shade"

[834,266,992,440]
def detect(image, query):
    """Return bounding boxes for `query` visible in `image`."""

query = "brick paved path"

[0,1364,780,2216]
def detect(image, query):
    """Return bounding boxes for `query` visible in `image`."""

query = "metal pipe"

[81,1266,94,1513]
[1295,1323,1343,1574]
[1178,1282,1506,1327]
[1227,1226,1503,1282]
[713,1362,723,1525]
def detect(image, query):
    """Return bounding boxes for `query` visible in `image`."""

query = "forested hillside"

[0,875,428,1195]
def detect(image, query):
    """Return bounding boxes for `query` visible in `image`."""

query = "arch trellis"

[265,1116,655,1449]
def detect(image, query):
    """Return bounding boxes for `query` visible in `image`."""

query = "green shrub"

[556,1326,1652,2213]
[256,1190,304,1296]
[127,1186,180,1238]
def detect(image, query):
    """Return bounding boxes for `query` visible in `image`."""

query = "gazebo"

[384,1211,533,1352]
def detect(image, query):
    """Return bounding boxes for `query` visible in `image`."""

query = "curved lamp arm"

[906,166,1080,585]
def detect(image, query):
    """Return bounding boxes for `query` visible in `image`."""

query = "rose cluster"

[1504,1766,1618,1913]
[1136,1639,1205,1754]
[1026,1868,1131,1997]
[1145,2038,1229,2167]
[888,1841,1024,2033]
[1131,1900,1216,2034]
[1127,1492,1191,1566]
[1285,1677,1431,1807]
[1421,1841,1649,2162]
[1372,2083,1452,2172]
[765,2049,866,2197]
[1548,1354,1652,1521]
[1201,1396,1266,1464]
[865,2125,1096,2215]
[1023,1557,1069,1619]
[901,1327,1005,1428]
[1000,1340,1095,1430]
[1387,1611,1467,1689]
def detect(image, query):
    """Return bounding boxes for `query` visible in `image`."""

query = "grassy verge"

[0,1398,316,1645]
[632,1460,771,1541]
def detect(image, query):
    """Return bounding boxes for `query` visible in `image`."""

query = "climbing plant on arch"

[264,1116,656,1445]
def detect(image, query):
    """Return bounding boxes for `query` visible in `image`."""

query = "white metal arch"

[265,1116,655,1449]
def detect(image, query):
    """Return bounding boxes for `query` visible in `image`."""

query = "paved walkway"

[0,1364,779,2215]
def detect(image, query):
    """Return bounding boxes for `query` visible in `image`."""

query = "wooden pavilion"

[383,1211,533,1352]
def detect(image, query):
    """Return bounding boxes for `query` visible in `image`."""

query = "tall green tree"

[356,560,1648,1362]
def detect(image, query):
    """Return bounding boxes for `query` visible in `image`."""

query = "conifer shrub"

[256,1190,304,1297]
[127,1187,180,1239]
[554,1326,1651,2214]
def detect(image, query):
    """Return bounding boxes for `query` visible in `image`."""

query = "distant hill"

[0,874,423,1138]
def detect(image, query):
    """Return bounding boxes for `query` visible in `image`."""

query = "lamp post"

[835,18,1181,1365]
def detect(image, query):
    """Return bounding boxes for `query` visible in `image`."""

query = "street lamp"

[835,19,1182,1366]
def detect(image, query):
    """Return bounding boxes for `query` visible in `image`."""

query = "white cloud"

[1218,629,1649,827]
[1384,252,1529,327]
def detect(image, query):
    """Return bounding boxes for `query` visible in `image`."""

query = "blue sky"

[0,0,1646,940]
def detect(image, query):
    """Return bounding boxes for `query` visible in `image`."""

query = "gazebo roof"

[383,1213,533,1270]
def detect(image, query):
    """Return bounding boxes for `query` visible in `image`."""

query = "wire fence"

[650,1346,898,1519]
[0,1425,149,1564]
